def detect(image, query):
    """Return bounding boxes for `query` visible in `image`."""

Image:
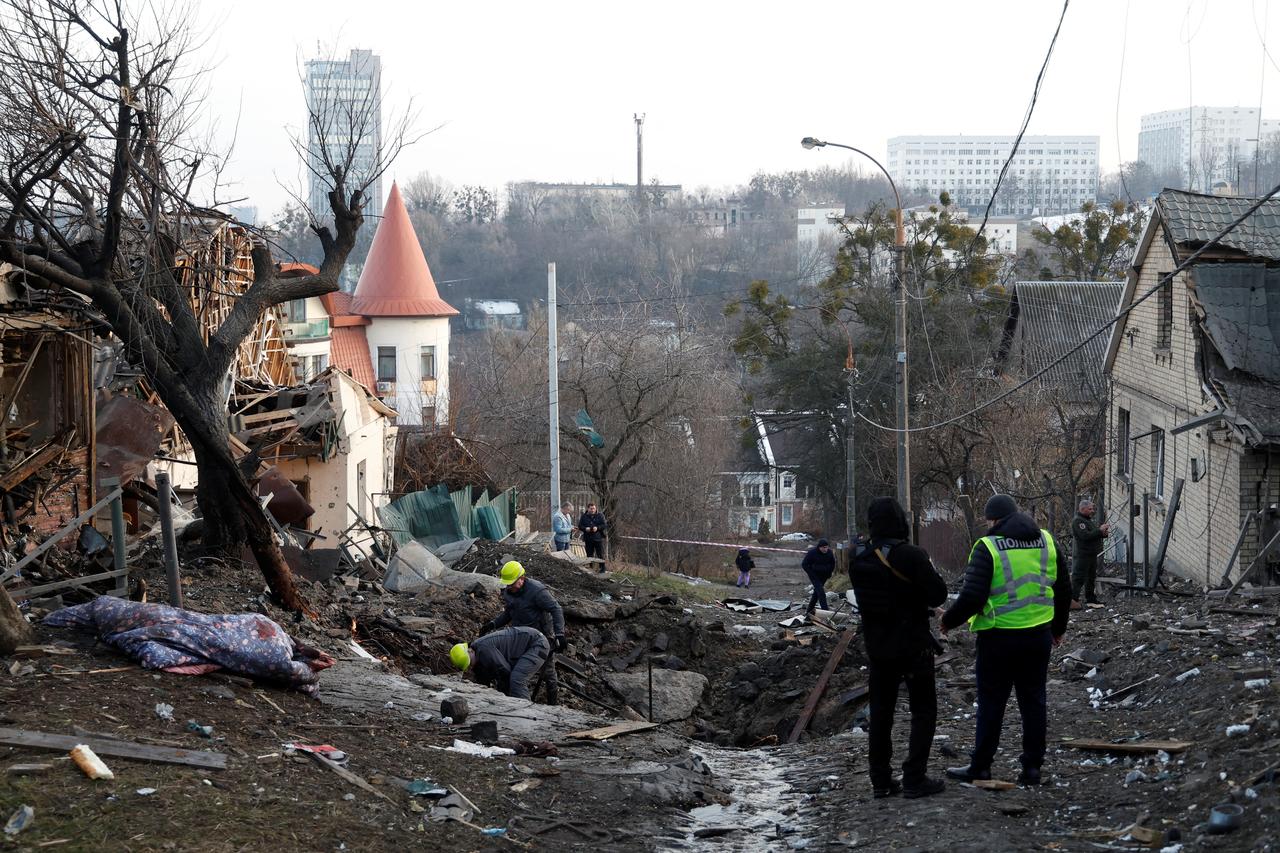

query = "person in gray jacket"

[451,626,550,700]
[481,561,566,703]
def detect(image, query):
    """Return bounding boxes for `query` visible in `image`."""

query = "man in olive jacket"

[1070,499,1109,606]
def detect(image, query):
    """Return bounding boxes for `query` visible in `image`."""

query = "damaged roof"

[1187,263,1280,442]
[1159,190,1280,261]
[1000,281,1123,400]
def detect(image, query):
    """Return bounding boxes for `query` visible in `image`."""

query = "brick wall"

[1107,237,1247,584]
[29,446,92,540]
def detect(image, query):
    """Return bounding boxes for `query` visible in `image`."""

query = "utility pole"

[893,207,911,519]
[634,113,645,207]
[547,263,561,518]
[845,348,857,551]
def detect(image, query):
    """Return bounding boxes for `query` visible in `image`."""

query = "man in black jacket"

[450,626,550,700]
[850,497,948,799]
[481,561,567,704]
[578,503,608,573]
[801,538,836,613]
[1070,499,1109,607]
[940,495,1071,786]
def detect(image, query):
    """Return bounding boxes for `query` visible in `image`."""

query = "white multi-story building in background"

[796,204,846,284]
[304,49,383,223]
[1138,106,1280,192]
[887,135,1099,217]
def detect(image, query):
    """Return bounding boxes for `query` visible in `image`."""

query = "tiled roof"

[320,291,370,327]
[350,182,459,318]
[329,326,376,391]
[1189,263,1280,441]
[1005,281,1123,398]
[1158,189,1280,261]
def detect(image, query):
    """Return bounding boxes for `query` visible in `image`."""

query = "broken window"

[1117,408,1131,477]
[1155,277,1173,349]
[377,347,396,382]
[419,345,436,380]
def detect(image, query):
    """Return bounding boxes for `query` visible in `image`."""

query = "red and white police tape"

[619,534,820,555]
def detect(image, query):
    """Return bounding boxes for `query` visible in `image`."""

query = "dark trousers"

[971,627,1052,773]
[585,539,605,571]
[1071,555,1098,602]
[534,649,559,703]
[507,636,550,701]
[868,651,937,786]
[805,570,830,611]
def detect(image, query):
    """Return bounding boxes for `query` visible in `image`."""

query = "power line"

[855,182,1280,435]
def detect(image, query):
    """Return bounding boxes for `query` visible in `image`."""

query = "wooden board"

[0,727,227,769]
[786,626,857,744]
[566,720,660,741]
[972,779,1017,791]
[1062,738,1193,755]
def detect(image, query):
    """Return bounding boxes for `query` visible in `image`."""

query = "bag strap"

[874,545,913,585]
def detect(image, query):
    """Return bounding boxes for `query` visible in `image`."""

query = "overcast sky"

[199,0,1278,219]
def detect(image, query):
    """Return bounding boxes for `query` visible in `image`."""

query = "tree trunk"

[172,401,309,615]
[0,587,32,655]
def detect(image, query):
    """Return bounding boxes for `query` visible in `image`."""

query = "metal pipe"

[155,472,182,607]
[1142,491,1151,587]
[547,263,561,517]
[104,477,127,597]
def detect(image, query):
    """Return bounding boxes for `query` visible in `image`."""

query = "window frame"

[1117,407,1131,478]
[1155,276,1174,350]
[1151,427,1166,499]
[377,346,397,382]
[419,345,437,380]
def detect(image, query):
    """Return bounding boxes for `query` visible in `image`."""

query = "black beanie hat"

[984,494,1018,521]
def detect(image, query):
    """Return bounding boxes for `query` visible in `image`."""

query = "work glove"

[555,635,567,652]
[479,620,497,635]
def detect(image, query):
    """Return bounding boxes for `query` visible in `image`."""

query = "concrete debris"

[604,669,709,723]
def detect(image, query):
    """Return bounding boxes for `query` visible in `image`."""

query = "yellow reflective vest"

[968,531,1058,631]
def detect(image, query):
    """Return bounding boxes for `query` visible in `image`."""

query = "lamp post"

[801,137,911,519]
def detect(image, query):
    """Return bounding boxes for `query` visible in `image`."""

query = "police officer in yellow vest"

[939,494,1071,786]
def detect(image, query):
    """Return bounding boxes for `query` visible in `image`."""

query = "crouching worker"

[850,497,948,799]
[450,626,550,701]
[480,561,567,704]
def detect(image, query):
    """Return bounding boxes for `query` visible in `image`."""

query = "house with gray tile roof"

[1103,189,1280,585]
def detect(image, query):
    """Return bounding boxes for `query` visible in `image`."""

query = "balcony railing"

[283,318,331,341]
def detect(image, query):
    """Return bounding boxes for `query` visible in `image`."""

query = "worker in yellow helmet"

[449,625,549,700]
[479,560,567,704]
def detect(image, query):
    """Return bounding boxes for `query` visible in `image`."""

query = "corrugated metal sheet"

[1007,281,1123,399]
[378,485,463,550]
[1159,189,1280,261]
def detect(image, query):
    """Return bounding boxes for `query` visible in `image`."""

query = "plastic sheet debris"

[136,788,157,796]
[439,739,515,759]
[1174,667,1200,682]
[1244,678,1271,690]
[154,703,174,721]
[1226,724,1251,737]
[406,779,449,798]
[186,721,214,738]
[3,805,33,837]
[283,743,348,765]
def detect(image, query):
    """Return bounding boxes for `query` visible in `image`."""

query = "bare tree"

[0,1,408,612]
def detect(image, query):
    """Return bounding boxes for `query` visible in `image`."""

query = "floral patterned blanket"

[44,597,333,694]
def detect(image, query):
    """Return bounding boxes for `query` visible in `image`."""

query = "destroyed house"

[1104,189,1280,584]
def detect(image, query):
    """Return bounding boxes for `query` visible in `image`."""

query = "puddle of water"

[660,745,813,851]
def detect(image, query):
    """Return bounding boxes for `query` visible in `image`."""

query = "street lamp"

[802,136,912,521]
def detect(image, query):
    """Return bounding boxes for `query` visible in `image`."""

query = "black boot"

[945,765,992,782]
[871,778,902,799]
[903,777,946,798]
[1017,767,1042,786]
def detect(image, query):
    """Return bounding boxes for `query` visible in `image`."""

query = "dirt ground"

[2,537,1278,851]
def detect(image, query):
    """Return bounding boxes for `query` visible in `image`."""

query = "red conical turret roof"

[351,182,459,317]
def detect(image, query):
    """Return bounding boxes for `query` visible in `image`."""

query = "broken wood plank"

[1061,738,1193,755]
[971,779,1017,791]
[307,751,393,802]
[0,726,227,769]
[10,645,77,658]
[0,487,123,583]
[0,438,66,493]
[787,626,857,744]
[9,567,129,601]
[1101,674,1160,703]
[566,720,660,741]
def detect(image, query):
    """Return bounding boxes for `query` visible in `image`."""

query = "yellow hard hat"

[449,643,471,672]
[499,560,525,586]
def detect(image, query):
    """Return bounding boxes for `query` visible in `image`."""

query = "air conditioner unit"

[283,327,295,337]
[376,381,393,394]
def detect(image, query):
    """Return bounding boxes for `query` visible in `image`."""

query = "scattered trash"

[1244,679,1271,690]
[186,720,214,738]
[283,743,348,765]
[136,788,157,796]
[342,793,355,801]
[3,805,33,837]
[1124,770,1147,786]
[4,764,51,776]
[1208,802,1244,834]
[480,828,507,837]
[1174,668,1201,683]
[439,739,515,759]
[154,703,174,721]
[729,624,766,637]
[406,779,449,798]
[510,778,542,793]
[410,712,433,722]
[69,744,114,780]
[1226,724,1251,737]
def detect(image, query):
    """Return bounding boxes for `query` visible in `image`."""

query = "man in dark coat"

[849,497,949,798]
[801,538,836,613]
[481,561,566,704]
[578,503,608,573]
[451,626,550,701]
[1070,499,1109,607]
[941,495,1072,786]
